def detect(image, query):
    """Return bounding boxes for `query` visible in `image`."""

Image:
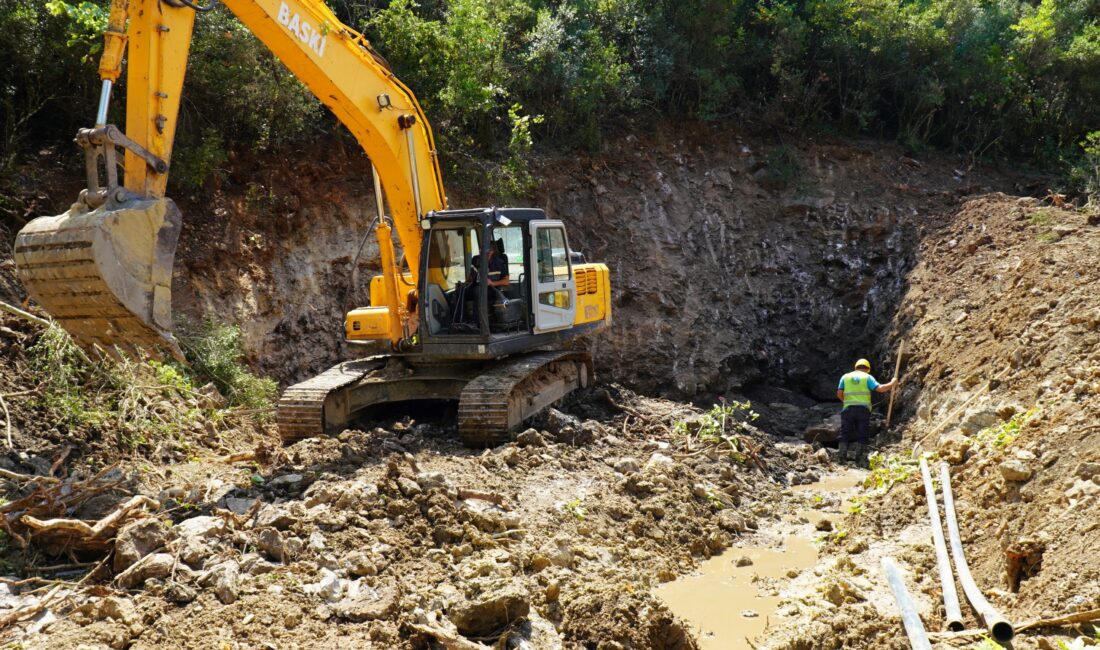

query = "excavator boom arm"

[115,0,447,268]
[15,0,447,355]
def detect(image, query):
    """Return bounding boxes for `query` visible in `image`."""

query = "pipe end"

[991,621,1014,643]
[946,620,964,633]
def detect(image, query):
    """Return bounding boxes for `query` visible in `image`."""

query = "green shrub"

[176,317,277,413]
[673,400,760,461]
[6,0,1100,198]
[974,408,1039,449]
[1068,131,1100,201]
[28,323,93,426]
[864,452,924,491]
[28,325,209,448]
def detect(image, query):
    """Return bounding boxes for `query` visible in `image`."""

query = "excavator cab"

[346,208,603,359]
[421,209,551,338]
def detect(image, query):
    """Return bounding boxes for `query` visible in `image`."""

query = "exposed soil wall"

[169,125,1019,403]
[885,194,1100,620]
[764,195,1100,648]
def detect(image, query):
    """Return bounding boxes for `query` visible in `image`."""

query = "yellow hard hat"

[854,359,871,371]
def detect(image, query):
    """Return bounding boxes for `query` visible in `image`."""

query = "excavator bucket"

[13,195,185,360]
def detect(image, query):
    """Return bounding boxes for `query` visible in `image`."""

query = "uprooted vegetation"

[1,316,272,467]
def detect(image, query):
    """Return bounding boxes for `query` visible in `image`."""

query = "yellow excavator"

[14,0,611,446]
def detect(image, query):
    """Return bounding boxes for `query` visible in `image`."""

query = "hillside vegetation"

[1,0,1099,205]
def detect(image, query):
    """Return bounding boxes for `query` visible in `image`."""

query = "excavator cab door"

[529,220,575,333]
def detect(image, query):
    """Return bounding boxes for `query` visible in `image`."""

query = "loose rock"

[938,432,972,464]
[346,551,378,577]
[113,517,168,572]
[516,429,547,447]
[613,457,641,474]
[116,552,174,589]
[450,581,531,637]
[257,527,294,562]
[999,459,1033,482]
[199,560,240,605]
[172,516,226,540]
[335,585,399,622]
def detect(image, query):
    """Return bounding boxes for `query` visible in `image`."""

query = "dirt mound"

[769,194,1100,647]
[887,194,1100,621]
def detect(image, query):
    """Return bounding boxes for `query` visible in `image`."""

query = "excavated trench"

[153,129,1032,649]
[170,126,1014,434]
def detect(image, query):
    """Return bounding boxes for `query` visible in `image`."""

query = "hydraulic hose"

[940,462,1015,642]
[164,0,219,12]
[881,557,933,650]
[348,215,383,308]
[920,457,964,631]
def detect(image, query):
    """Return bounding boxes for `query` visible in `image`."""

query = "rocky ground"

[0,327,834,649]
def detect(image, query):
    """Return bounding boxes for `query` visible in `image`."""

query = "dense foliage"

[2,0,1098,197]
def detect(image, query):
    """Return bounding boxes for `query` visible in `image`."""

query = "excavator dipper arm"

[15,0,446,356]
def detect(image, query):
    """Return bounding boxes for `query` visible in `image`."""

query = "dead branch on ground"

[0,393,11,449]
[0,464,157,553]
[0,468,60,485]
[1018,607,1100,631]
[457,489,510,510]
[0,585,62,631]
[21,495,159,541]
[410,612,491,650]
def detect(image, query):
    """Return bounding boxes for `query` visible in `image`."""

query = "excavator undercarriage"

[278,350,592,447]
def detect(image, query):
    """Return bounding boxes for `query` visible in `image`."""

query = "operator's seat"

[489,238,524,330]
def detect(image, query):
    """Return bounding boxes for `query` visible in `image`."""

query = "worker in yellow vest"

[836,359,897,462]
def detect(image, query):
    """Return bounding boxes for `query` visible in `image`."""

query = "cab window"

[536,227,569,283]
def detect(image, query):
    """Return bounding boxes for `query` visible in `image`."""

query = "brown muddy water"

[654,469,865,649]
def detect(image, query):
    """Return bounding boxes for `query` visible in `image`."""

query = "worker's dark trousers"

[840,406,871,444]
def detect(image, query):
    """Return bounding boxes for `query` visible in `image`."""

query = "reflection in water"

[654,470,863,649]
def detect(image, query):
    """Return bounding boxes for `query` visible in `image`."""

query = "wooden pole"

[885,341,905,429]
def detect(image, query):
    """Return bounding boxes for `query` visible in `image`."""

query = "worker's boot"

[858,443,872,467]
[838,441,849,462]
[847,442,861,462]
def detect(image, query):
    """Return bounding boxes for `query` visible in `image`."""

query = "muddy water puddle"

[654,469,865,649]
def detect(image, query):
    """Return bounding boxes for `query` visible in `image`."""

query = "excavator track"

[278,351,591,447]
[277,358,385,443]
[458,350,591,447]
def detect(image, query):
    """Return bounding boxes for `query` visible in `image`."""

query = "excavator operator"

[471,239,510,289]
[453,238,508,327]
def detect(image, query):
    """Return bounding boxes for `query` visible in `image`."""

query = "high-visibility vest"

[841,371,873,410]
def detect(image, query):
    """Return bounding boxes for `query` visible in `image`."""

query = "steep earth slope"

[892,195,1100,620]
[761,195,1100,648]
